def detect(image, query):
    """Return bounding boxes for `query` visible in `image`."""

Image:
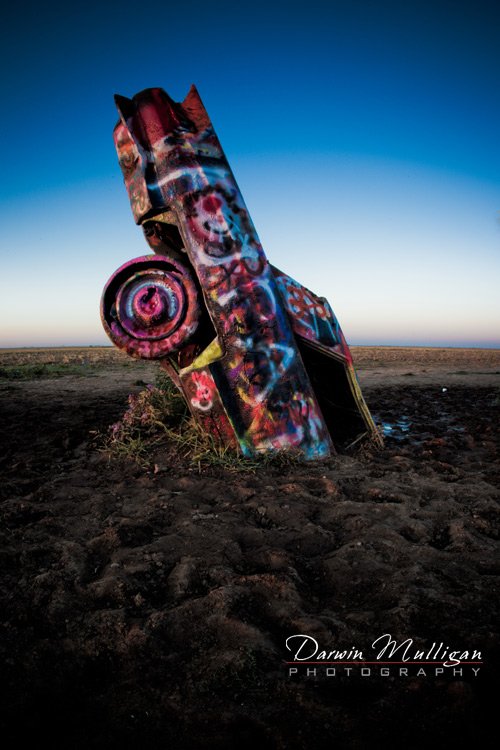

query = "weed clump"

[102,369,243,470]
[104,377,187,466]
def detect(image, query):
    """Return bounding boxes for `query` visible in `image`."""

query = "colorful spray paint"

[101,86,382,459]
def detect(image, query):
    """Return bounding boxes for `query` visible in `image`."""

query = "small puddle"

[378,415,412,441]
[373,413,466,445]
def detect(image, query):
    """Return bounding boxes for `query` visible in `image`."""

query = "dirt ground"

[0,346,499,749]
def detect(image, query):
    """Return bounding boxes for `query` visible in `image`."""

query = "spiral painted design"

[101,255,200,359]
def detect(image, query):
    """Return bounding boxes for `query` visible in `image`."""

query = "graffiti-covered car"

[101,86,382,460]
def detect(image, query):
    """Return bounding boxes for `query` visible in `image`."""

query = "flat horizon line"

[1,344,499,352]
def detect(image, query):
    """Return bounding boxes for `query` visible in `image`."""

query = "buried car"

[101,85,381,460]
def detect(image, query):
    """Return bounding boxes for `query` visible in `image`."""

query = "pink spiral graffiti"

[101,255,200,359]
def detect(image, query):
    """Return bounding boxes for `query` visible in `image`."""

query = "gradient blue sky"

[1,0,499,347]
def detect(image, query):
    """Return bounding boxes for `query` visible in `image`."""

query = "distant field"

[0,346,127,367]
[1,344,499,367]
[0,345,499,385]
[351,345,500,368]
